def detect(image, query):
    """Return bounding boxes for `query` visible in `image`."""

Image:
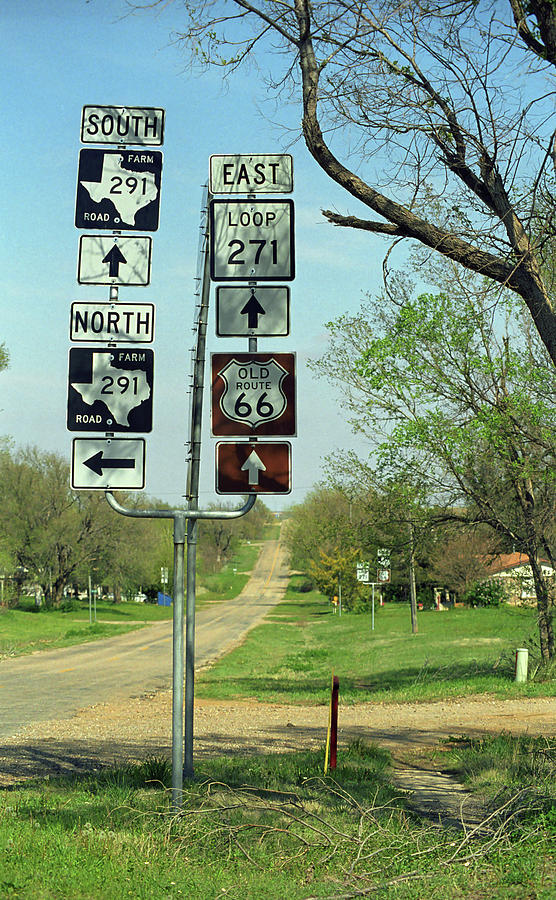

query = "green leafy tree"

[142,0,556,365]
[309,546,363,610]
[0,447,169,606]
[0,447,115,606]
[314,270,556,659]
[464,579,509,608]
[0,342,8,374]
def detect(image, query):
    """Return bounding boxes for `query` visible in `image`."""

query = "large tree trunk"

[528,553,555,662]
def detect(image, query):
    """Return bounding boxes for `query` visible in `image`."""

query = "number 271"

[227,239,278,265]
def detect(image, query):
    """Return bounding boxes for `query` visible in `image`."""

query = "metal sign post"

[68,106,261,811]
[105,491,254,810]
[104,188,257,810]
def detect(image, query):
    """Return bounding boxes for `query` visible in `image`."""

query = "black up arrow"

[240,293,266,329]
[84,451,135,477]
[102,244,127,278]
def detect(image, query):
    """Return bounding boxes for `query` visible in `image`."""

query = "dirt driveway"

[1,690,554,785]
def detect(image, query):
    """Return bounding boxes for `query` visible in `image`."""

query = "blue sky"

[0,0,387,511]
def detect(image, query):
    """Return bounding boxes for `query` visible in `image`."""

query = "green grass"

[0,601,148,660]
[443,733,556,814]
[197,541,261,605]
[0,541,263,659]
[196,576,555,705]
[1,742,553,899]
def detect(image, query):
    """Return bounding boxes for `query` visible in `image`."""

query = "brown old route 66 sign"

[211,352,296,437]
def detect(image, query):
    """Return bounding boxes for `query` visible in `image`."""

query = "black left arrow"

[102,244,127,277]
[84,451,135,477]
[240,293,266,329]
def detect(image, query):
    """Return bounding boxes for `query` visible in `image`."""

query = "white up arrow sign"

[240,449,266,485]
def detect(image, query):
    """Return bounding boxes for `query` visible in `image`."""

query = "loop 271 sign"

[211,353,296,436]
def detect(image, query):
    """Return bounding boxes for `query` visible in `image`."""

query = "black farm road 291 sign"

[75,149,163,231]
[67,347,154,433]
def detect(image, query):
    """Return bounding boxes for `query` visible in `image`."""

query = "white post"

[515,648,529,682]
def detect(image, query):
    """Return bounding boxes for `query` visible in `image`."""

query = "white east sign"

[210,199,295,282]
[209,154,293,194]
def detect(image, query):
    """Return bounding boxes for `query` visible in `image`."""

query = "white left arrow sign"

[240,449,266,485]
[71,438,146,490]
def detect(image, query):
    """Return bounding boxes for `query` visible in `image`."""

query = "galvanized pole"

[183,194,212,780]
[104,492,255,813]
[171,511,186,808]
[103,188,257,807]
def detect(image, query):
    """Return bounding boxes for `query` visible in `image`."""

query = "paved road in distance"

[0,537,289,741]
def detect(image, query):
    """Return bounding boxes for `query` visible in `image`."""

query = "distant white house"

[484,552,554,604]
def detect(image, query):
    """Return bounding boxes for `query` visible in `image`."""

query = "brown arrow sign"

[216,442,292,494]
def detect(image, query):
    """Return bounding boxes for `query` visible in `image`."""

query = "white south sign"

[210,199,295,282]
[81,106,165,146]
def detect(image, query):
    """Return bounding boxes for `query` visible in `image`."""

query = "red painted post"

[330,675,340,769]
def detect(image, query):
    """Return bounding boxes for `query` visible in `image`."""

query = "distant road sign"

[210,199,294,282]
[75,149,163,231]
[71,438,146,490]
[81,106,165,146]
[216,286,290,337]
[67,347,154,433]
[70,302,155,343]
[211,352,296,437]
[216,442,292,494]
[209,154,293,194]
[78,235,152,285]
[356,563,371,583]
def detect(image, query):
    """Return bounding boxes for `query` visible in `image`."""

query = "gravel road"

[1,537,554,786]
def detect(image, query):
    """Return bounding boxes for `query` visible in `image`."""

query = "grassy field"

[0,602,147,661]
[196,576,555,704]
[0,737,553,899]
[0,541,262,660]
[1,567,554,897]
[197,540,261,603]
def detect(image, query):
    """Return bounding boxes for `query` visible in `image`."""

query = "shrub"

[463,578,508,607]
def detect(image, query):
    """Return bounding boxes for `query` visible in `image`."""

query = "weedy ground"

[1,738,554,899]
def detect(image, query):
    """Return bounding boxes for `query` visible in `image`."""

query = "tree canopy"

[313,262,556,658]
[141,0,556,364]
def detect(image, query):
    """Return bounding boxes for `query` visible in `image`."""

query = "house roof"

[484,552,552,576]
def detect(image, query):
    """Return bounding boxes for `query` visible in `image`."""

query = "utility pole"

[409,523,418,634]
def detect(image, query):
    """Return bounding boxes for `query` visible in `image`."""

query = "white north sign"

[216,286,290,337]
[209,154,293,194]
[71,438,146,490]
[81,106,165,146]
[210,199,295,282]
[70,302,155,343]
[77,235,152,286]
